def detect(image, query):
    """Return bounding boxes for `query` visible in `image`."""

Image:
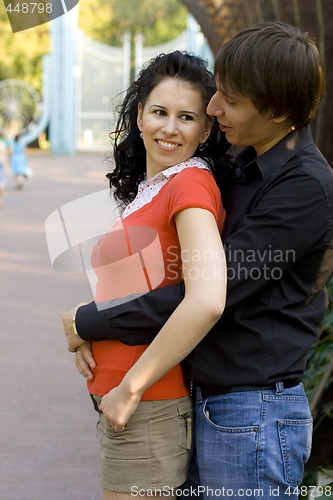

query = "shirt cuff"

[75,302,108,341]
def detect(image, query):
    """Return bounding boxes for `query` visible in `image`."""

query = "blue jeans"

[182,382,312,500]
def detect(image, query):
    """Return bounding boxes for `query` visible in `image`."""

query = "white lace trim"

[122,157,210,219]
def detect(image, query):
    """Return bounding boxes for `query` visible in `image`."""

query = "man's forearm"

[76,173,326,346]
[75,282,185,344]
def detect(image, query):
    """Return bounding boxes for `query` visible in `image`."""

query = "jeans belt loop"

[192,386,204,403]
[275,381,284,394]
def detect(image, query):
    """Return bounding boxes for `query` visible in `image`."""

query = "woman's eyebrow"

[149,104,199,117]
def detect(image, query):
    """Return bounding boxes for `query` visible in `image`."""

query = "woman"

[63,51,228,499]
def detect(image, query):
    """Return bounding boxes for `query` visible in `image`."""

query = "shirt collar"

[144,156,210,185]
[235,125,314,181]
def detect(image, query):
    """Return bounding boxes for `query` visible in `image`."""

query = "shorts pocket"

[177,398,194,451]
[278,417,313,486]
[178,412,193,450]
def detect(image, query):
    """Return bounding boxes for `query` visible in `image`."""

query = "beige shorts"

[92,395,193,493]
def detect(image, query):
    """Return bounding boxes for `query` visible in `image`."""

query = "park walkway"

[0,150,112,500]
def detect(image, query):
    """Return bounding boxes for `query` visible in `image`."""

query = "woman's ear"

[137,104,143,131]
[201,120,213,144]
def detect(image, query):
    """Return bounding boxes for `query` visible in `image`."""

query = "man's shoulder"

[295,142,333,195]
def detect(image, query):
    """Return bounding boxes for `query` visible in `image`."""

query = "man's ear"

[272,114,290,124]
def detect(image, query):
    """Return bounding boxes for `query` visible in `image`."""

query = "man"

[64,22,333,499]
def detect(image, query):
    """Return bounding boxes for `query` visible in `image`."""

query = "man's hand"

[99,383,142,432]
[76,342,96,381]
[62,304,87,352]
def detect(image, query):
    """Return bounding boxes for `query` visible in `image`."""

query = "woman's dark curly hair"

[107,50,230,205]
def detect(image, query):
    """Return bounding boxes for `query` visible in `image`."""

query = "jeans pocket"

[197,401,260,494]
[278,417,313,486]
[202,399,259,433]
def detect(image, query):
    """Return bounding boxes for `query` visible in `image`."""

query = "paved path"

[0,151,112,500]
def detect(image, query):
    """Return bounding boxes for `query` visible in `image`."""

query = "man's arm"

[75,283,184,344]
[73,170,330,348]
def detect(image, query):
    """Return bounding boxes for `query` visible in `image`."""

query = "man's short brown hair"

[215,22,324,128]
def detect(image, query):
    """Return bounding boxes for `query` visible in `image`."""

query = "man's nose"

[207,93,223,117]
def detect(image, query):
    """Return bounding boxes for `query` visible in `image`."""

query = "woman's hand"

[99,383,142,433]
[62,304,86,352]
[97,207,226,430]
[75,342,96,381]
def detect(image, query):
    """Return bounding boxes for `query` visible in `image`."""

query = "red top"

[87,167,225,399]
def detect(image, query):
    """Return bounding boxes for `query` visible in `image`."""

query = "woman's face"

[137,78,212,178]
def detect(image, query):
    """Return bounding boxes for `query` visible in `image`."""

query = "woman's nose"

[162,117,178,135]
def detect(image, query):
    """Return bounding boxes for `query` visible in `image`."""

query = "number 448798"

[285,485,332,497]
[5,3,53,14]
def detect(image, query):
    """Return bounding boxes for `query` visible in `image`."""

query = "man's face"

[207,82,291,156]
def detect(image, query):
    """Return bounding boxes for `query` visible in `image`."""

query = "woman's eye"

[181,114,194,121]
[154,109,166,116]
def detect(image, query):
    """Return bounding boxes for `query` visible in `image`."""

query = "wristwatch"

[72,309,79,336]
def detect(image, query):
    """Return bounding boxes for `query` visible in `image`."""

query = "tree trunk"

[181,0,248,53]
[181,0,333,165]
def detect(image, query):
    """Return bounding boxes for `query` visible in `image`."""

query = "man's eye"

[225,98,236,105]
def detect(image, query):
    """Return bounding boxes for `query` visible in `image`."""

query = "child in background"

[0,132,10,207]
[10,135,30,189]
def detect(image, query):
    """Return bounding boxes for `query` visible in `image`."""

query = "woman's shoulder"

[168,162,219,192]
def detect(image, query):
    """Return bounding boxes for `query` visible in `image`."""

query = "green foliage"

[0,0,187,92]
[302,275,333,409]
[302,468,333,499]
[79,0,187,46]
[0,4,49,92]
[298,276,333,492]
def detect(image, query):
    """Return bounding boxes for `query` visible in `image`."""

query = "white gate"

[135,16,214,77]
[134,31,189,77]
[76,30,130,151]
[75,16,213,152]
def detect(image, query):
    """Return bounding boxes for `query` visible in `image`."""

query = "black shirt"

[76,126,333,386]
